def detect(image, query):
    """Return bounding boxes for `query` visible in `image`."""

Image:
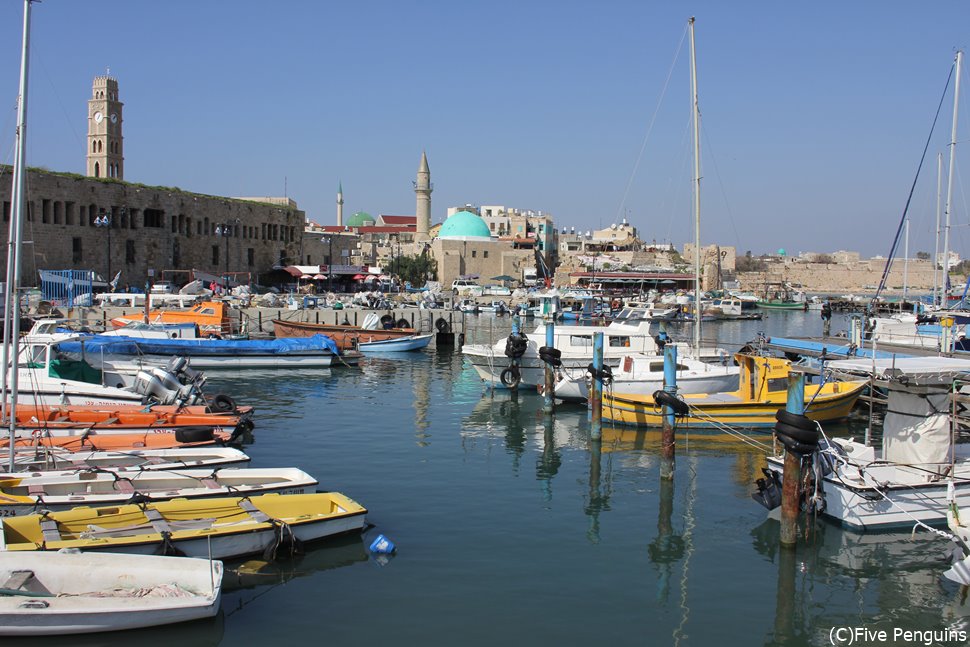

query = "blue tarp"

[57,333,340,357]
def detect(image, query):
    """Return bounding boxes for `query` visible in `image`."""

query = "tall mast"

[934,152,943,307]
[2,0,33,472]
[903,219,909,306]
[942,50,963,306]
[689,16,701,355]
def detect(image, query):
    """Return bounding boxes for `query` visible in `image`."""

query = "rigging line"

[699,120,741,250]
[614,24,689,222]
[34,50,82,150]
[872,62,955,306]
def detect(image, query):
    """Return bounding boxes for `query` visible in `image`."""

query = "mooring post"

[661,343,678,480]
[543,319,556,415]
[590,331,604,439]
[780,371,805,547]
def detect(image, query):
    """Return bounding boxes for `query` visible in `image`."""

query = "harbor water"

[17,308,970,647]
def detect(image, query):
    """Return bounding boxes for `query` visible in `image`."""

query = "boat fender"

[229,419,254,444]
[775,431,817,457]
[175,426,216,443]
[586,363,613,384]
[652,389,689,416]
[504,333,528,359]
[380,314,395,330]
[211,394,236,413]
[500,365,521,389]
[538,346,562,367]
[396,318,410,329]
[435,318,451,333]
[773,421,819,445]
[751,468,782,511]
[654,335,667,351]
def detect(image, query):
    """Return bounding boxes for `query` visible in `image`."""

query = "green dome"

[347,211,375,227]
[438,210,491,240]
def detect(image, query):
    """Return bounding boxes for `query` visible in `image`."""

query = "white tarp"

[882,387,951,465]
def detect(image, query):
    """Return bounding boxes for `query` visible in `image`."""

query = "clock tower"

[86,76,124,180]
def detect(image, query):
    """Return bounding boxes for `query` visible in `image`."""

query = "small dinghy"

[0,467,317,515]
[358,333,434,352]
[1,446,251,474]
[0,549,222,635]
[0,491,367,559]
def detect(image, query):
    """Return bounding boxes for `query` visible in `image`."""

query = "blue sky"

[1,0,969,258]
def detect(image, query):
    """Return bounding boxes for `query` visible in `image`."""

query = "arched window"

[92,140,97,153]
[93,163,100,177]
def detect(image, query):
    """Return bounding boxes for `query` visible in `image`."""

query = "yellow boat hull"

[602,381,866,428]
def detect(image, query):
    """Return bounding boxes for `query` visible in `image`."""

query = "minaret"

[86,76,124,180]
[415,151,432,240]
[336,181,344,227]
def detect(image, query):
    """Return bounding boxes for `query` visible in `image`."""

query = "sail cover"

[882,385,951,465]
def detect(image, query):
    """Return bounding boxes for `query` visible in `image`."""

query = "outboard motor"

[132,370,180,405]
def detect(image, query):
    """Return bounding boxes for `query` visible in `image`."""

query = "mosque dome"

[777,248,787,256]
[347,211,375,227]
[438,210,492,241]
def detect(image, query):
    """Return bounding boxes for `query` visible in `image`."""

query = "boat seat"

[239,499,271,524]
[142,508,172,534]
[1,570,50,596]
[39,518,61,543]
[27,485,45,496]
[200,477,221,489]
[113,479,135,494]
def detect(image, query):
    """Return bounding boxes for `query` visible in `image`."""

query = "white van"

[452,279,483,296]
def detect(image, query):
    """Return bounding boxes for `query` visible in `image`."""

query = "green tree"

[387,253,438,287]
[916,251,930,260]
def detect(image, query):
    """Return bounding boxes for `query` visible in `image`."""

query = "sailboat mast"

[934,152,943,307]
[942,50,963,306]
[689,16,701,355]
[903,219,909,306]
[3,0,33,471]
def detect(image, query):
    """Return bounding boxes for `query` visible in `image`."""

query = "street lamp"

[321,236,333,293]
[94,209,111,289]
[214,220,236,292]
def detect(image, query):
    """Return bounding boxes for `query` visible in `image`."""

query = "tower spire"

[415,152,431,240]
[336,180,344,227]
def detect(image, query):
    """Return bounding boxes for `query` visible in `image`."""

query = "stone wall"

[736,259,962,293]
[1,168,304,286]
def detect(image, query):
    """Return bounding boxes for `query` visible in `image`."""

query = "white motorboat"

[1,446,250,474]
[462,307,728,389]
[0,549,222,636]
[756,356,970,531]
[553,352,740,402]
[0,467,317,515]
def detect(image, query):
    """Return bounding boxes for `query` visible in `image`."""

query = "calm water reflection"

[12,310,968,646]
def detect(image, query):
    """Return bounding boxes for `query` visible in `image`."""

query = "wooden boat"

[601,353,866,428]
[358,333,434,352]
[0,550,222,635]
[1,446,251,474]
[273,314,417,351]
[110,300,236,337]
[0,467,317,515]
[0,491,368,559]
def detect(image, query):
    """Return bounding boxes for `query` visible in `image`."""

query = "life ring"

[435,318,451,333]
[652,389,689,416]
[500,365,521,388]
[396,318,411,329]
[211,393,236,413]
[175,426,215,443]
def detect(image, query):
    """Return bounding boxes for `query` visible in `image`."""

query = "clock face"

[110,113,117,124]
[94,111,103,124]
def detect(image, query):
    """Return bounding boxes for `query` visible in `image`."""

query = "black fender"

[175,426,216,444]
[211,393,236,413]
[652,389,689,416]
[500,366,521,389]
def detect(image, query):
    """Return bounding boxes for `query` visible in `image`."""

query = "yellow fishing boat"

[601,353,866,428]
[0,491,367,559]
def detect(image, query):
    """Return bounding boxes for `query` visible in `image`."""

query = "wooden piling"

[589,331,604,439]
[543,320,556,415]
[780,372,805,548]
[661,344,678,480]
